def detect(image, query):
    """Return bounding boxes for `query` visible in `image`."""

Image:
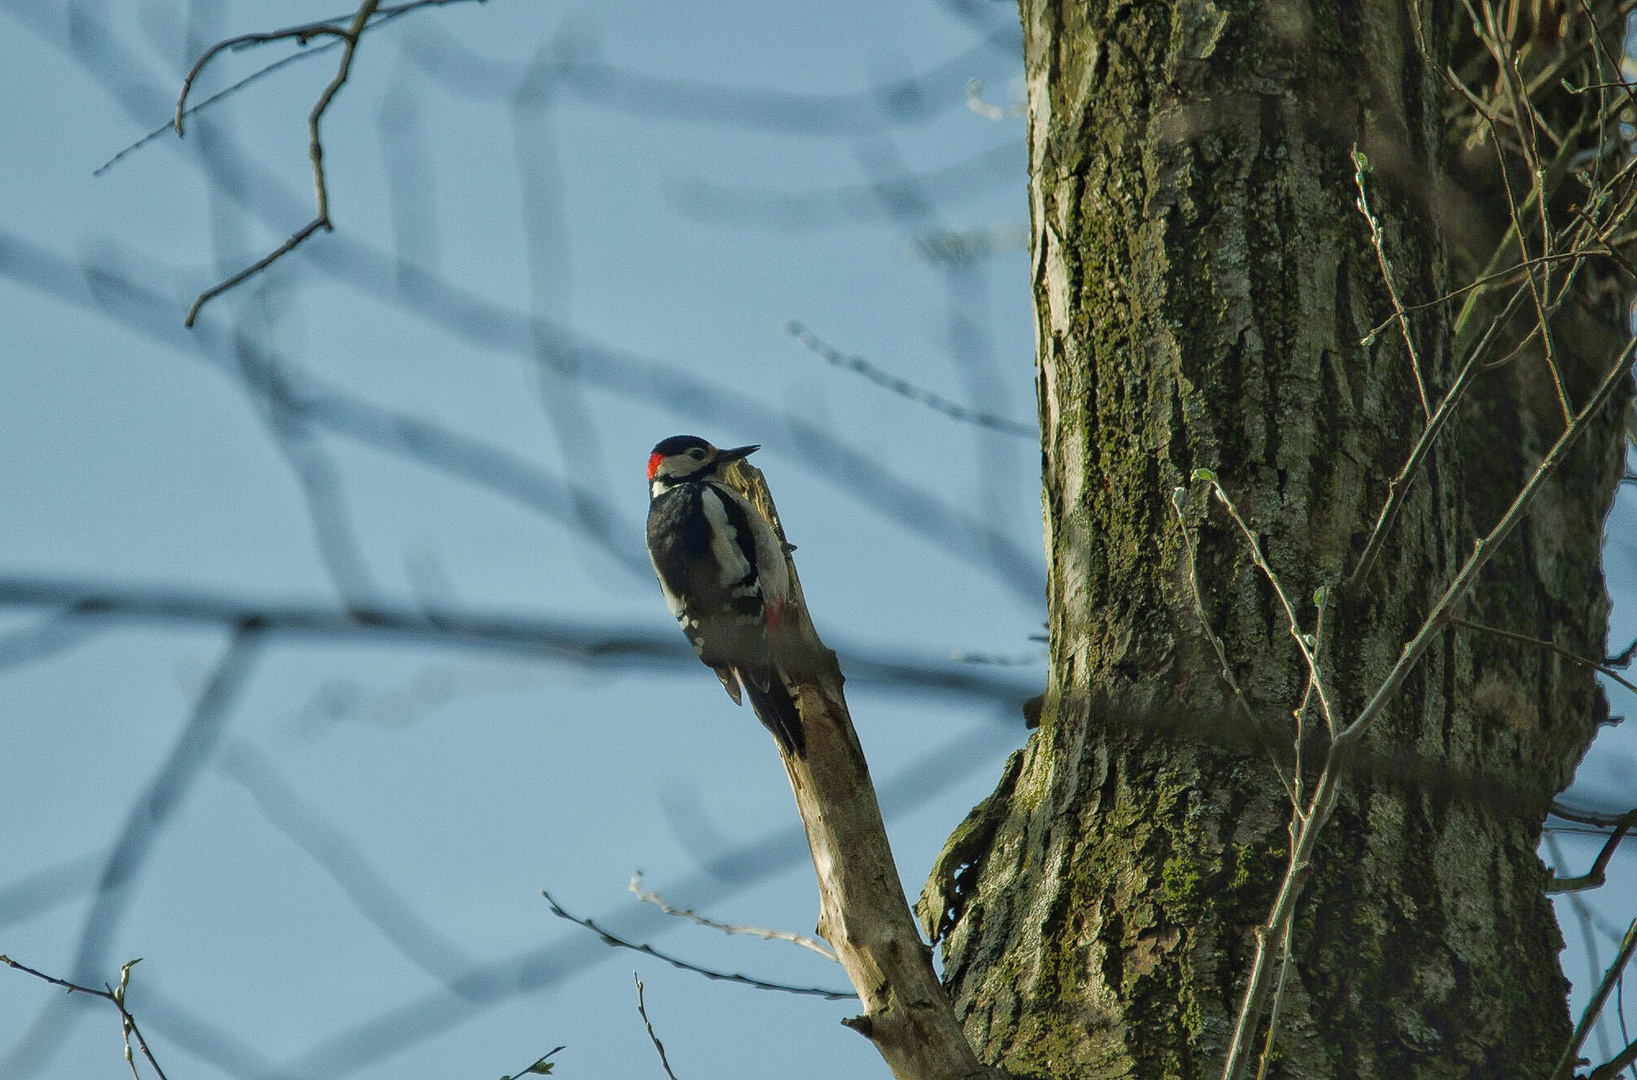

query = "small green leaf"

[503,1046,565,1079]
[1191,468,1216,483]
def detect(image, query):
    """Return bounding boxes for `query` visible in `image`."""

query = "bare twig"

[1555,918,1637,1080]
[173,0,479,135]
[1347,334,1632,739]
[1449,616,1637,695]
[1253,918,1295,1080]
[1,955,170,1080]
[1555,802,1637,829]
[540,889,854,999]
[183,0,382,326]
[100,47,334,176]
[1544,807,1637,893]
[633,974,683,1080]
[1224,335,1637,1080]
[1480,84,1575,424]
[1590,1036,1637,1080]
[1170,487,1298,802]
[1348,284,1531,588]
[1358,247,1631,343]
[1353,146,1431,416]
[1550,831,1619,1062]
[177,26,345,129]
[102,0,485,177]
[628,873,837,960]
[0,577,1034,705]
[1196,472,1338,735]
[783,321,1035,437]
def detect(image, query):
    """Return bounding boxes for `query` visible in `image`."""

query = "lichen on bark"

[930,1,1631,1077]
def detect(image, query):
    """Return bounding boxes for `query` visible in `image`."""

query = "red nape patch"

[647,452,664,481]
[765,599,785,629]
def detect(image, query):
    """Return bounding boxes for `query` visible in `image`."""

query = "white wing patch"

[751,511,790,605]
[699,485,755,591]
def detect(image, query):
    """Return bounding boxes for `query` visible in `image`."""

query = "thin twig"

[1348,284,1530,588]
[634,974,683,1080]
[1448,616,1637,695]
[1170,487,1298,802]
[1197,472,1339,734]
[783,321,1035,437]
[177,30,344,132]
[1550,832,1618,1065]
[0,577,1033,705]
[100,48,334,176]
[1224,334,1637,1080]
[628,873,837,960]
[104,0,483,177]
[1345,333,1634,741]
[1358,247,1629,344]
[112,959,142,1080]
[185,0,382,327]
[1438,35,1596,351]
[1555,918,1637,1080]
[1590,1035,1637,1080]
[1486,98,1575,423]
[540,889,855,999]
[1353,146,1431,416]
[1544,808,1637,893]
[499,1045,565,1080]
[173,0,477,134]
[187,219,327,328]
[1555,802,1637,829]
[1253,917,1295,1080]
[0,955,170,1080]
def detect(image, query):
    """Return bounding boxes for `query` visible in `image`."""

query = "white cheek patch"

[699,486,753,589]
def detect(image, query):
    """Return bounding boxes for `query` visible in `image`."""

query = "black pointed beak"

[717,444,759,463]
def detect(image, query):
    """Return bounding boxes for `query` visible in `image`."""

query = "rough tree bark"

[923,1,1632,1078]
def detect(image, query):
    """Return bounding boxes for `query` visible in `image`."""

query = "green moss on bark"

[932,1,1629,1077]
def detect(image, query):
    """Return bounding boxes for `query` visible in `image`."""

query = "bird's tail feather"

[742,668,805,757]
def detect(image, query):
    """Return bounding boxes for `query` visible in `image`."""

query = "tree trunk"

[927,1,1631,1077]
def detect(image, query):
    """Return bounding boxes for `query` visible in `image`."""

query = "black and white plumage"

[645,435,804,756]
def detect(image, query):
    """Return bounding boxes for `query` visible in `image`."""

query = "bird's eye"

[689,448,706,460]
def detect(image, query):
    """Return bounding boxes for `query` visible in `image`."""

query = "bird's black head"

[647,436,759,490]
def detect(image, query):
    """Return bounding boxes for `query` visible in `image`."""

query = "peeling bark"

[726,462,999,1080]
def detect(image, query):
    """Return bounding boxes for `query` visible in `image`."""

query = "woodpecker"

[645,435,804,756]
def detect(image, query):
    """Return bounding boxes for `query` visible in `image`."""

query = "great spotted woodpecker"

[645,435,804,756]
